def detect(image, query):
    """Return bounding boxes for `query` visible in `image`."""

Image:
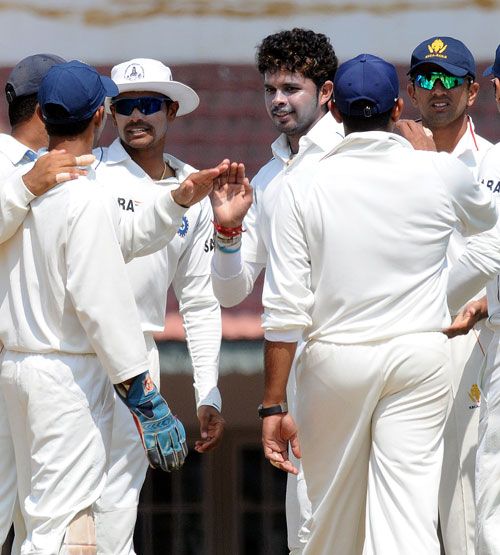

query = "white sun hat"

[109,58,199,116]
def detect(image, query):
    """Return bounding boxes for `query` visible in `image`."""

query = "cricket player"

[92,58,225,555]
[0,53,95,554]
[210,28,343,554]
[0,60,227,555]
[398,36,493,555]
[443,44,500,555]
[260,54,497,555]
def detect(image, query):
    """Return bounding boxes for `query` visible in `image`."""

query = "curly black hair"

[256,28,338,87]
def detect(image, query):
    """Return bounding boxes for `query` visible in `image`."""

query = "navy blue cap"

[38,60,118,124]
[334,54,399,117]
[483,45,500,78]
[409,36,476,79]
[5,53,66,104]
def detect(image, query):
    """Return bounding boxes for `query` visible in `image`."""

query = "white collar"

[0,134,36,165]
[270,112,344,163]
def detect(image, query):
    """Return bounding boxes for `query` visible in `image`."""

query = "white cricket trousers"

[295,333,450,555]
[439,321,491,555]
[286,359,312,555]
[0,351,114,555]
[0,386,26,554]
[93,334,160,555]
[476,330,500,555]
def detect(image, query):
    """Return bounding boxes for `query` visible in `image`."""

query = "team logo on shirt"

[124,63,145,81]
[468,383,481,409]
[425,38,448,59]
[177,216,189,237]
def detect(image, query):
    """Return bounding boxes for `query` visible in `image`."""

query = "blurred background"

[0,1,499,553]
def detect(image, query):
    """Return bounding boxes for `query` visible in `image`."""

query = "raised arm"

[210,162,265,307]
[118,162,229,262]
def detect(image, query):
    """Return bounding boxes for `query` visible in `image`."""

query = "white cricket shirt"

[446,116,493,272]
[447,143,500,321]
[94,140,221,409]
[211,111,344,307]
[0,166,149,384]
[263,132,497,344]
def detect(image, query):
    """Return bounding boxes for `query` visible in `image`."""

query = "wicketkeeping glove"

[114,370,188,472]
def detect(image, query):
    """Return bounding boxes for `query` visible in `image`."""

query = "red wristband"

[213,221,245,238]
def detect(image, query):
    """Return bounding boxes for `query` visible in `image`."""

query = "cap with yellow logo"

[408,36,476,79]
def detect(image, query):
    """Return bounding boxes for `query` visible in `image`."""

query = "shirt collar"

[0,134,37,165]
[103,138,131,165]
[270,112,344,163]
[98,137,190,182]
[326,131,413,158]
[452,115,480,158]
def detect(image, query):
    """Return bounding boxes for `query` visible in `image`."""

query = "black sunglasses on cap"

[111,96,172,116]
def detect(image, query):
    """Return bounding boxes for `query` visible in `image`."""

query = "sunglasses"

[111,96,172,116]
[413,72,468,91]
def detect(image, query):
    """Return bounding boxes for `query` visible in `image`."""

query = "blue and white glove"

[114,371,188,472]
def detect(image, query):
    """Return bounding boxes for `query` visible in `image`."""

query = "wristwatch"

[258,402,288,418]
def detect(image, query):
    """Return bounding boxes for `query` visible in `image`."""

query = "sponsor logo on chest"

[483,178,500,194]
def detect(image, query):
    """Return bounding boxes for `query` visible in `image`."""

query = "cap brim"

[483,64,494,77]
[112,80,199,116]
[408,60,471,78]
[100,75,119,98]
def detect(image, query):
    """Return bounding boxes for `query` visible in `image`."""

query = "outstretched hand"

[262,413,301,474]
[172,159,230,208]
[443,297,488,338]
[210,161,253,227]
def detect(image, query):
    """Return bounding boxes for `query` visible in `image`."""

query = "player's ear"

[407,81,418,108]
[35,105,44,122]
[319,80,333,107]
[167,101,179,121]
[391,98,404,122]
[467,81,480,107]
[93,106,105,128]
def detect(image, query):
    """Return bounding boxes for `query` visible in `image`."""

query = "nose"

[432,80,447,93]
[272,89,287,105]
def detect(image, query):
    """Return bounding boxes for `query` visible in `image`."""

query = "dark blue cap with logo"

[38,60,119,124]
[5,53,66,104]
[483,45,500,78]
[334,54,399,117]
[408,36,476,79]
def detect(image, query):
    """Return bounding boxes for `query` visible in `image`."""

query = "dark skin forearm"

[263,340,297,406]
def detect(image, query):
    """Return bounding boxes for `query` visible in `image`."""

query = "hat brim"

[110,80,199,116]
[101,75,119,98]
[408,60,472,78]
[483,64,495,77]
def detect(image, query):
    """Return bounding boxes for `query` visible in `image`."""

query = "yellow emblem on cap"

[469,383,481,406]
[425,38,448,60]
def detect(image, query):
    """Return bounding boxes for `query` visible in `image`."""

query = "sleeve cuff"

[264,329,303,342]
[212,248,243,279]
[196,386,222,412]
[156,190,189,224]
[14,174,37,204]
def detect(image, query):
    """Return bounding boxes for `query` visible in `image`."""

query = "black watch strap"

[258,402,288,418]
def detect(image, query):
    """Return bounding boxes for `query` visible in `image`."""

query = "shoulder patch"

[177,216,189,237]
